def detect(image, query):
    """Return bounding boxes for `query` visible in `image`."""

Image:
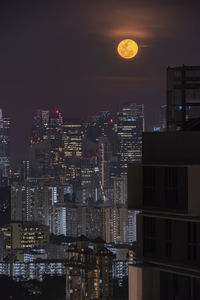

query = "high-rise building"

[62,120,83,184]
[11,180,66,228]
[88,110,115,142]
[98,136,113,190]
[0,109,10,178]
[128,67,200,300]
[21,160,30,180]
[30,109,50,144]
[80,156,99,204]
[113,176,127,206]
[65,237,113,300]
[63,120,83,159]
[30,109,65,178]
[0,223,49,250]
[102,206,128,243]
[52,203,67,236]
[167,65,200,131]
[117,103,144,175]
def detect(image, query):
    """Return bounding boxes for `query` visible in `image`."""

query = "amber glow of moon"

[117,39,139,59]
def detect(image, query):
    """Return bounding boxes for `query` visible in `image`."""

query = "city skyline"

[1,0,200,161]
[1,1,200,299]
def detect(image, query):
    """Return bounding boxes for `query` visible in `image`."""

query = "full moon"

[117,39,139,59]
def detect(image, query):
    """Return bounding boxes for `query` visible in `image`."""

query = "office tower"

[0,109,10,178]
[117,103,144,175]
[88,110,115,142]
[31,109,62,143]
[30,109,50,144]
[63,120,83,159]
[80,156,99,204]
[30,109,65,178]
[29,140,51,177]
[98,136,113,190]
[63,120,83,184]
[167,65,200,131]
[21,160,30,180]
[0,186,11,224]
[48,110,65,175]
[113,176,127,205]
[128,67,200,300]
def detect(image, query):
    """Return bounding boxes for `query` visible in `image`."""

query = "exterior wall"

[143,132,200,165]
[129,265,143,300]
[129,164,200,215]
[129,265,160,300]
[188,165,200,215]
[128,164,143,210]
[136,214,200,268]
[11,223,49,249]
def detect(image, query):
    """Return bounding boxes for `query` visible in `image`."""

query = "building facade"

[0,109,10,178]
[117,103,144,175]
[128,66,200,300]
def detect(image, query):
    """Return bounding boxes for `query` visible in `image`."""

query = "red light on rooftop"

[56,109,59,114]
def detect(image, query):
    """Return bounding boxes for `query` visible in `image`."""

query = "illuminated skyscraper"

[113,176,127,206]
[30,109,65,177]
[0,109,10,178]
[63,120,83,183]
[30,109,50,144]
[98,136,113,190]
[80,156,99,204]
[117,103,144,175]
[63,120,83,159]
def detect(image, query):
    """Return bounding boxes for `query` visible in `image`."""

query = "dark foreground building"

[128,66,200,300]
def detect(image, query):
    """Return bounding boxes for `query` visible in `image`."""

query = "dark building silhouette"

[128,66,200,300]
[167,65,200,131]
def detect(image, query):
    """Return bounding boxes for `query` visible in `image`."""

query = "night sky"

[1,0,200,163]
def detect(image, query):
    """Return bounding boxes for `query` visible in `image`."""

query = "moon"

[117,39,139,59]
